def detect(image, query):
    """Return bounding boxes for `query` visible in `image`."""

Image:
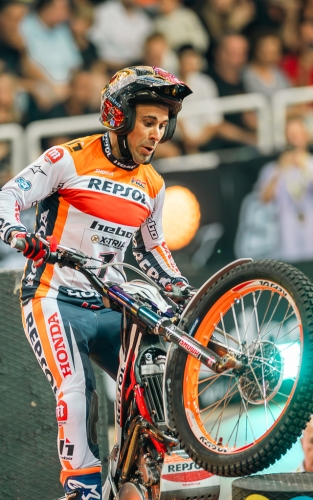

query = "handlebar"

[10,234,189,311]
[10,236,26,252]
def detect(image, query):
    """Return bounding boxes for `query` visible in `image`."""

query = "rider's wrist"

[5,227,27,244]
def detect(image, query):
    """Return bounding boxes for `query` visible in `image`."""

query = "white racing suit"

[0,133,188,499]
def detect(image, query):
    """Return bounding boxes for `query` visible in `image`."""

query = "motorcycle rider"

[0,66,192,499]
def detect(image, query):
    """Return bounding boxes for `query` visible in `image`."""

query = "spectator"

[69,3,101,72]
[0,72,22,124]
[281,13,313,87]
[0,0,58,107]
[199,0,256,45]
[303,0,313,20]
[138,32,179,76]
[177,45,223,153]
[208,33,256,148]
[154,0,209,55]
[296,415,313,472]
[89,0,152,72]
[21,0,82,89]
[0,0,32,76]
[256,117,313,262]
[0,142,11,190]
[243,30,290,99]
[43,70,100,119]
[242,0,301,54]
[235,116,313,261]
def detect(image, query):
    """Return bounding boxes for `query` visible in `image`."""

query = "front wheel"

[168,260,313,476]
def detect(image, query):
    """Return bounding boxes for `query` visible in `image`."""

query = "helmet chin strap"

[117,134,132,161]
[117,134,155,165]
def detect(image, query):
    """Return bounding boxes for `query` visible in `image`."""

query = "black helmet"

[100,66,192,147]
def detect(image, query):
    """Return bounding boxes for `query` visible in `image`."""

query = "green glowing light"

[277,342,300,379]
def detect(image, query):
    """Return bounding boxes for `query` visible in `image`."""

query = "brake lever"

[34,233,77,254]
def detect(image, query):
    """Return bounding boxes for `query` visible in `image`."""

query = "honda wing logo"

[67,479,100,500]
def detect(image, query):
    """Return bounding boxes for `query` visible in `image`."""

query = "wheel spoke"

[210,376,233,440]
[201,380,239,421]
[232,303,243,351]
[237,382,256,442]
[260,293,282,339]
[259,342,269,430]
[258,291,275,339]
[259,310,295,343]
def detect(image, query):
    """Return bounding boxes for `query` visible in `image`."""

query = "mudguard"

[163,258,252,430]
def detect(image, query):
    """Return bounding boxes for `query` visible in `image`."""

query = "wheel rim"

[183,279,303,454]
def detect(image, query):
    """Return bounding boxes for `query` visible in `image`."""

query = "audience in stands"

[3,0,313,272]
[0,72,23,124]
[42,70,107,119]
[236,116,313,262]
[0,0,312,160]
[207,33,256,148]
[281,11,313,87]
[154,0,209,54]
[199,0,256,47]
[177,44,223,153]
[243,29,291,99]
[89,0,152,72]
[0,0,59,113]
[242,0,301,54]
[0,0,38,78]
[69,3,101,72]
[138,32,179,76]
[21,0,82,97]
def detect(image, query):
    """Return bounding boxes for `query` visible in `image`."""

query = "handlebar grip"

[10,237,26,251]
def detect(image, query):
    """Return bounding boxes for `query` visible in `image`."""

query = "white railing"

[25,113,103,163]
[154,151,220,173]
[0,123,25,175]
[272,86,313,150]
[24,94,272,164]
[180,93,272,155]
[1,87,313,174]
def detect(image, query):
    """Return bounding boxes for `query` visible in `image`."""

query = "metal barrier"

[2,87,312,173]
[0,123,25,175]
[180,93,273,154]
[23,93,272,164]
[25,113,104,163]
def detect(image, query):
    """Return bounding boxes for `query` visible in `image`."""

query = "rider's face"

[127,103,169,164]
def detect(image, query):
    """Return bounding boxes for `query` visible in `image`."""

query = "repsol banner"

[0,269,109,500]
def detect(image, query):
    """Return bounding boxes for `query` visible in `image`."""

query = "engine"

[140,351,166,430]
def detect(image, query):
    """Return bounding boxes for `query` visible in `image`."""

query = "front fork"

[153,317,242,373]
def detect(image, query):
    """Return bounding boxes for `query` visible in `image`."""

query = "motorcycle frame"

[163,258,252,431]
[106,258,252,494]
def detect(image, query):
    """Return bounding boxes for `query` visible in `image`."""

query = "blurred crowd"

[4,0,313,267]
[2,0,313,156]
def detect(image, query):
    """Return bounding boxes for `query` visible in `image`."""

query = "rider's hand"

[15,232,48,267]
[165,282,197,303]
[174,281,198,296]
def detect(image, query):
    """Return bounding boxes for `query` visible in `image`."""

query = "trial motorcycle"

[12,235,313,500]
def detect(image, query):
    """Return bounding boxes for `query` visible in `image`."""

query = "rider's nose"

[149,126,163,143]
